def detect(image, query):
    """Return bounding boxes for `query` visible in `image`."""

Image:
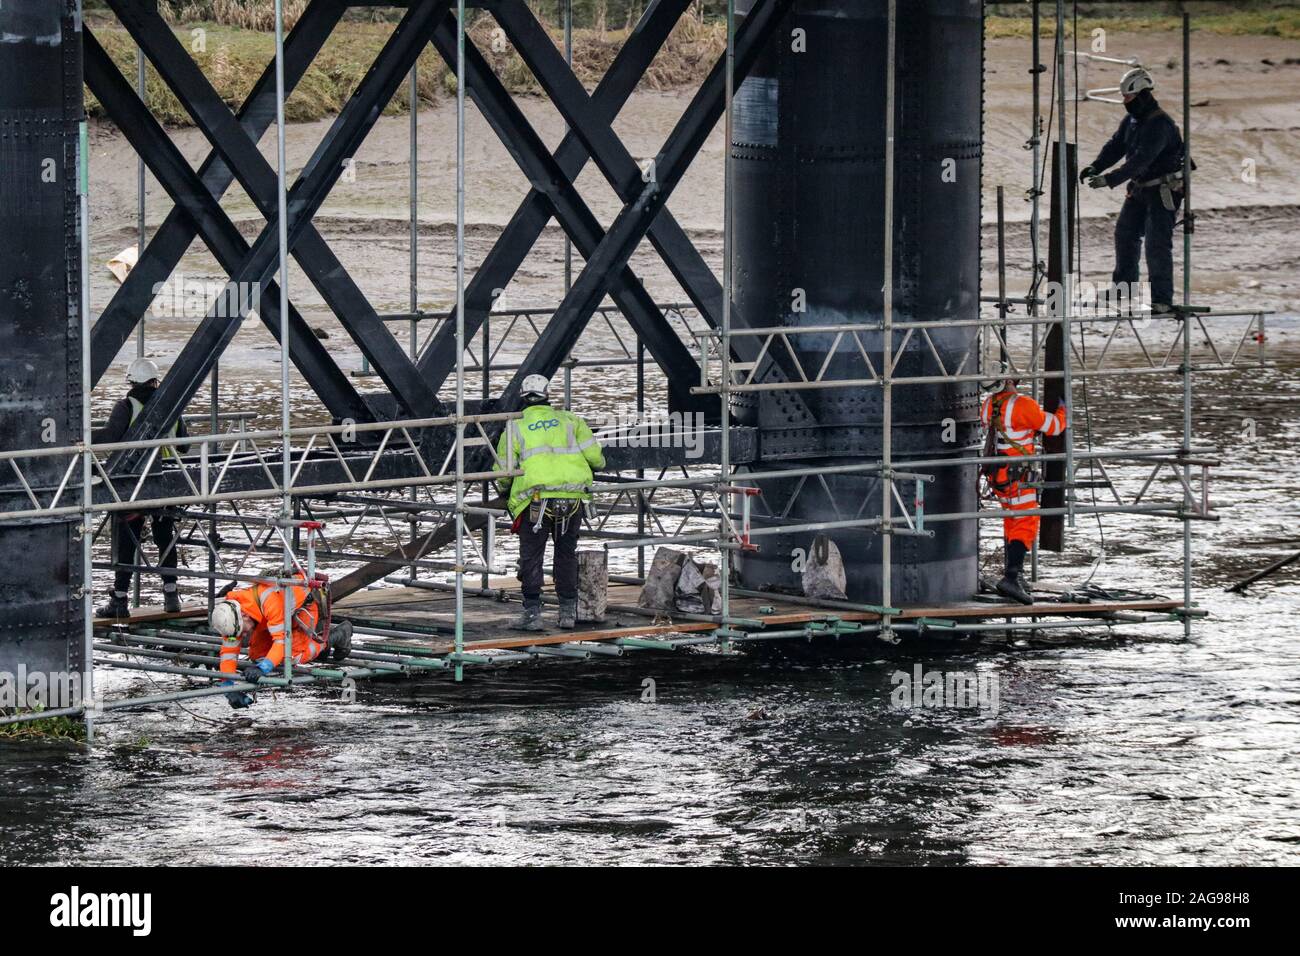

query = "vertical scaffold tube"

[881,0,897,637]
[274,0,293,681]
[454,0,467,679]
[720,0,735,648]
[1181,13,1193,638]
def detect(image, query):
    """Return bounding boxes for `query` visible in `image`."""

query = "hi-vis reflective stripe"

[1003,491,1037,506]
[1003,394,1017,432]
[127,396,180,458]
[293,640,325,665]
[518,442,587,461]
[515,420,587,460]
[1001,397,1036,442]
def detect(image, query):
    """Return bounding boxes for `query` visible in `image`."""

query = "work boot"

[326,619,353,662]
[997,574,1033,605]
[996,540,1034,605]
[513,598,544,632]
[558,597,578,630]
[163,586,182,614]
[96,591,131,620]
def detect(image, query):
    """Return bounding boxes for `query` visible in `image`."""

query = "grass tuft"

[0,710,87,742]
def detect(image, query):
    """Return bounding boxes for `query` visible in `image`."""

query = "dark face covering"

[1125,89,1156,119]
[128,380,158,403]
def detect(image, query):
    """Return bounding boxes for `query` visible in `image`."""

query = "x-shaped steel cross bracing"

[92,0,804,477]
[103,0,448,473]
[425,1,709,415]
[416,0,812,425]
[487,0,794,411]
[91,0,364,415]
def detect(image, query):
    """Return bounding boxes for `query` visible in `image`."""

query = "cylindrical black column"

[0,0,86,679]
[731,0,983,604]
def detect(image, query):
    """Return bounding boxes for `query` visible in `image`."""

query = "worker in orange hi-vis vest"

[979,364,1069,605]
[207,571,352,709]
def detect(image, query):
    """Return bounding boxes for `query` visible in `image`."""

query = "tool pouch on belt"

[528,497,580,533]
[1160,182,1175,211]
[982,459,1029,494]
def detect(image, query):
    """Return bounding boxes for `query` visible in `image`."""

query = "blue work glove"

[220,679,254,710]
[241,658,275,684]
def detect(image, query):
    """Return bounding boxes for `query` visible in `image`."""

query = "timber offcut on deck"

[333,582,1183,654]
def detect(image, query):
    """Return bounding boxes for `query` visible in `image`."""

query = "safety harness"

[221,572,332,647]
[295,575,332,647]
[1129,110,1194,210]
[981,392,1034,495]
[127,395,180,459]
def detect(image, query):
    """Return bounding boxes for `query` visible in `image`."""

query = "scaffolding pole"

[1180,12,1194,639]
[78,14,96,739]
[714,0,736,651]
[880,0,898,641]
[274,0,294,682]
[454,0,467,680]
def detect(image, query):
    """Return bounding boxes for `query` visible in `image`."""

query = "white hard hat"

[994,360,1020,389]
[520,373,550,399]
[209,599,243,637]
[126,357,161,384]
[1119,67,1154,97]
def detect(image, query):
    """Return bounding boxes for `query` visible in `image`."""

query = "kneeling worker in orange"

[208,572,352,709]
[980,365,1069,605]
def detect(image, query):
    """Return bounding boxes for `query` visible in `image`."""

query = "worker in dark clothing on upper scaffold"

[1079,67,1186,314]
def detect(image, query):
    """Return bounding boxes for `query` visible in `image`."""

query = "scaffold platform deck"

[329,582,1186,654]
